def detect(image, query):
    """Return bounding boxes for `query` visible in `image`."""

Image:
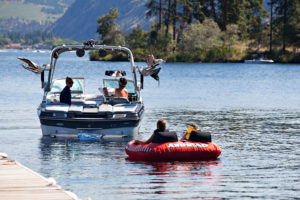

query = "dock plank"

[0,154,81,200]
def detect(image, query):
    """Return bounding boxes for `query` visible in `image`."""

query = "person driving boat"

[115,78,128,98]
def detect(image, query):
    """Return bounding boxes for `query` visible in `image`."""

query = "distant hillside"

[51,0,152,41]
[0,0,74,34]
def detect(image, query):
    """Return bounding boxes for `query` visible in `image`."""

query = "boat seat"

[84,94,104,101]
[71,99,85,104]
[45,103,69,112]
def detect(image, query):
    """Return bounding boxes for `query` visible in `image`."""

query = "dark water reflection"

[0,50,299,199]
[122,160,222,199]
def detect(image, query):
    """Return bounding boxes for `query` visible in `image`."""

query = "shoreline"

[3,48,300,64]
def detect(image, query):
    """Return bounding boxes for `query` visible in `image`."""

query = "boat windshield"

[103,79,135,94]
[50,78,84,94]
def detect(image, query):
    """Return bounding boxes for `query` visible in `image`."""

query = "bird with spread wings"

[17,57,46,74]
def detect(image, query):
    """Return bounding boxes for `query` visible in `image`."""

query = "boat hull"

[38,101,144,138]
[41,124,140,137]
[244,59,274,64]
[40,111,141,137]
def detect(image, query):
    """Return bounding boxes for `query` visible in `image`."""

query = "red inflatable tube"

[125,140,221,161]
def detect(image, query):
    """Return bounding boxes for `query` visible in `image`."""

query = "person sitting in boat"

[59,77,73,105]
[116,70,122,77]
[180,124,211,142]
[134,119,178,144]
[115,77,128,98]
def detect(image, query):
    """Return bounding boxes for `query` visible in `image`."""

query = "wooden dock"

[0,153,83,200]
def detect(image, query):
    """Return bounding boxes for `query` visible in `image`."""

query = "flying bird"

[145,54,164,68]
[17,57,44,74]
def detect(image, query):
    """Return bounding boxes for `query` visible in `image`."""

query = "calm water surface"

[0,50,299,199]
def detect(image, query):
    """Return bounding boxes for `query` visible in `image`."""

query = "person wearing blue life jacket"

[134,119,178,144]
[60,77,73,105]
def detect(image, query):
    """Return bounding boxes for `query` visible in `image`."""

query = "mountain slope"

[0,0,73,34]
[51,0,152,41]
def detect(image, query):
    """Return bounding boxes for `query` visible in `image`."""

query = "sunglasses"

[68,81,73,84]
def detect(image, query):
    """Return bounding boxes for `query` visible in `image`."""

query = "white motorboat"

[244,57,274,64]
[18,40,162,138]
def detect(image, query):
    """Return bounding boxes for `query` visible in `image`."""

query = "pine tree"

[177,0,193,44]
[196,0,216,22]
[96,8,121,45]
[273,0,300,52]
[164,0,172,35]
[146,0,165,30]
[172,0,177,41]
[269,0,275,52]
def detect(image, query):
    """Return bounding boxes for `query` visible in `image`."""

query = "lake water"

[0,49,299,199]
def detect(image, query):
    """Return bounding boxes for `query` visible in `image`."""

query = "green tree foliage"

[221,24,239,47]
[93,7,126,61]
[181,19,222,52]
[23,31,53,45]
[125,26,149,61]
[178,19,240,62]
[272,0,300,52]
[0,35,9,47]
[145,0,267,46]
[126,26,148,49]
[1,31,79,48]
[92,0,299,62]
[146,0,164,30]
[4,31,53,45]
[148,27,173,56]
[6,32,22,43]
[125,26,149,60]
[216,0,267,40]
[96,8,124,45]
